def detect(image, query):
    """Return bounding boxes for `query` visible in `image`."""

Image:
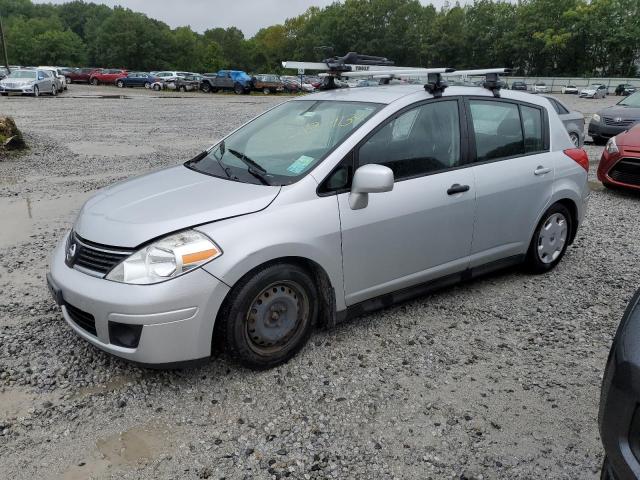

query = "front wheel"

[116,80,124,88]
[33,85,40,97]
[91,78,98,86]
[65,77,71,84]
[51,85,57,96]
[201,82,211,93]
[216,263,318,369]
[525,203,572,274]
[179,85,187,92]
[144,82,150,89]
[234,83,243,95]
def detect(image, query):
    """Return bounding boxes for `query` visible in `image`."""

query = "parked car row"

[589,91,640,145]
[0,68,66,97]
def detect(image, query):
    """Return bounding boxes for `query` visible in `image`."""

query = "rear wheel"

[201,82,211,93]
[525,203,572,274]
[65,76,71,84]
[91,78,98,86]
[152,83,161,91]
[179,85,187,92]
[144,82,151,89]
[216,263,318,369]
[263,87,271,95]
[234,83,243,95]
[51,85,57,96]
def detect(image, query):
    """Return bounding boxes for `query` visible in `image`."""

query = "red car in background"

[598,124,640,191]
[64,67,100,84]
[89,68,128,85]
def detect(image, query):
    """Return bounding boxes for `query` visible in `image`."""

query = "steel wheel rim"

[537,212,568,264]
[245,280,309,355]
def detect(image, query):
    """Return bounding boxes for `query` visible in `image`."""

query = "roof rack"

[282,52,510,94]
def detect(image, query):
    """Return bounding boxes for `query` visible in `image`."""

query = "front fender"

[197,192,345,311]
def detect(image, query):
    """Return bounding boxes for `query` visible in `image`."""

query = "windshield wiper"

[214,142,232,179]
[227,148,270,185]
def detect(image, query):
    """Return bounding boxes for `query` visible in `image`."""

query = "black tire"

[144,82,151,89]
[234,83,243,95]
[152,84,161,91]
[593,135,607,146]
[525,203,573,274]
[179,85,187,92]
[65,76,71,84]
[216,263,318,369]
[201,82,211,93]
[91,78,98,86]
[263,87,271,95]
[211,87,219,93]
[116,80,124,88]
[33,85,39,97]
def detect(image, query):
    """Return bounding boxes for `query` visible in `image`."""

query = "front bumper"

[589,120,629,139]
[599,289,640,480]
[0,85,35,94]
[48,234,230,365]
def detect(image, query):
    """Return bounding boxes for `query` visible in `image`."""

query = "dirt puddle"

[0,388,57,420]
[62,421,173,480]
[0,193,88,247]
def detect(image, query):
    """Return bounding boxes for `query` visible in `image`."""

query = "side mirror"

[349,164,394,210]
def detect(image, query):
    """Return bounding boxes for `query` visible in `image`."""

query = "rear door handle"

[447,184,470,195]
[534,166,552,176]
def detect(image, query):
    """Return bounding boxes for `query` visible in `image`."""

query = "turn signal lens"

[564,148,589,172]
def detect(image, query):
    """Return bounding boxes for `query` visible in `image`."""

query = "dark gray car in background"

[544,95,585,146]
[589,92,640,145]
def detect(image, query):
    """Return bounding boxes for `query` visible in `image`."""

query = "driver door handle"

[447,184,470,195]
[534,166,552,176]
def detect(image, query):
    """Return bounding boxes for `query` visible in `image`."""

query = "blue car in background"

[115,72,159,89]
[200,70,253,94]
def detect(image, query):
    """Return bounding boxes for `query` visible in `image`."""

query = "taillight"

[564,148,589,172]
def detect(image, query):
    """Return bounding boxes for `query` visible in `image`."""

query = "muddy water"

[62,422,173,480]
[0,193,88,247]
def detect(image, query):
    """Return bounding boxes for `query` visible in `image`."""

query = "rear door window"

[468,99,547,162]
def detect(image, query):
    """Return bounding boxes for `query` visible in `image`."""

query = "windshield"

[590,84,602,88]
[8,70,36,79]
[619,92,640,107]
[186,100,381,185]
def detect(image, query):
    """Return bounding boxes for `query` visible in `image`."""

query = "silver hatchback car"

[48,84,590,368]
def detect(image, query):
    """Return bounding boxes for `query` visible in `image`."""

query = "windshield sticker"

[287,155,314,174]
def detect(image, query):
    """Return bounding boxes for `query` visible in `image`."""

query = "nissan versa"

[47,84,590,369]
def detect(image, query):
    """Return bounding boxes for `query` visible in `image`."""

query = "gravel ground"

[0,85,639,480]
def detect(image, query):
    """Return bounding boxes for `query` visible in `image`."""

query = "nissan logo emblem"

[66,242,77,260]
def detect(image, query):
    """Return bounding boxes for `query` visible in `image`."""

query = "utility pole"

[0,12,10,74]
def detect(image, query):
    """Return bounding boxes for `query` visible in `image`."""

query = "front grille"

[603,117,636,127]
[609,157,640,186]
[65,302,97,336]
[71,233,133,276]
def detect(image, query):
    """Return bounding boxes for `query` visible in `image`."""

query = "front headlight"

[606,136,619,154]
[106,230,222,285]
[592,114,601,123]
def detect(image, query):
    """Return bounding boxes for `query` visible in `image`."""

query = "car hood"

[614,125,640,147]
[74,165,281,248]
[1,78,34,85]
[598,105,640,120]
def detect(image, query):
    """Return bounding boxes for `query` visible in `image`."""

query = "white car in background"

[561,84,579,94]
[533,82,549,93]
[580,84,608,99]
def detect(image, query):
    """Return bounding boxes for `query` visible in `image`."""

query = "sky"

[32,0,462,37]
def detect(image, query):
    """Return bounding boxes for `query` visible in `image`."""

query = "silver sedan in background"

[0,69,57,97]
